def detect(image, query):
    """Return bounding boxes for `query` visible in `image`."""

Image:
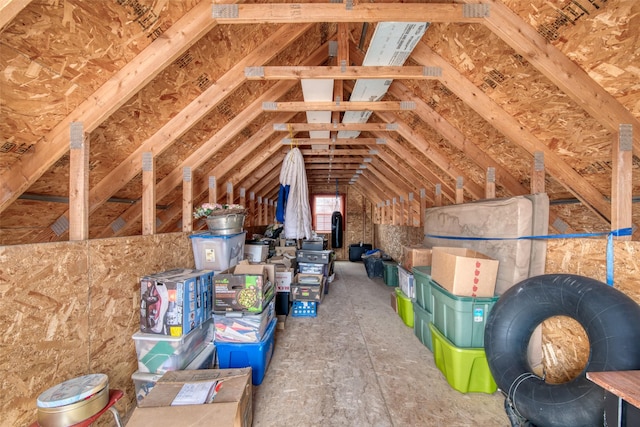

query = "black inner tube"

[485,274,640,427]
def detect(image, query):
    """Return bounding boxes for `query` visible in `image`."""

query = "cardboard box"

[275,269,293,293]
[214,264,275,313]
[430,247,499,297]
[127,368,252,427]
[402,245,432,271]
[140,269,213,337]
[244,244,269,262]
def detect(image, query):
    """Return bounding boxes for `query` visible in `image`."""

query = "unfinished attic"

[1,0,640,426]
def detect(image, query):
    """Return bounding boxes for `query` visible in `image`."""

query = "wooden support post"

[239,188,246,210]
[227,182,233,205]
[208,176,217,204]
[419,189,426,227]
[182,167,193,233]
[408,192,414,227]
[485,167,496,199]
[531,152,545,194]
[257,196,263,226]
[434,184,442,207]
[268,199,274,224]
[612,124,633,241]
[399,196,405,226]
[69,122,89,241]
[263,197,269,225]
[249,191,255,227]
[392,197,397,225]
[385,200,390,224]
[455,177,464,204]
[142,152,156,236]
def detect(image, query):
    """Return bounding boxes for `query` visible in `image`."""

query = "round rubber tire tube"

[484,274,640,427]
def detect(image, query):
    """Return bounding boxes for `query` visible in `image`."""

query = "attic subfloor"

[252,261,510,426]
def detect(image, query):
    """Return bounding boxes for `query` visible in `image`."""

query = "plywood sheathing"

[0,0,194,160]
[0,232,194,426]
[543,239,640,383]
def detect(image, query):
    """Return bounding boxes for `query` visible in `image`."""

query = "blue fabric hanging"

[276,184,290,223]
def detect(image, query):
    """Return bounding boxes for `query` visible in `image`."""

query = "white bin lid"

[37,373,108,408]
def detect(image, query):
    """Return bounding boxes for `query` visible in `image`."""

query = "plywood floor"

[252,261,510,426]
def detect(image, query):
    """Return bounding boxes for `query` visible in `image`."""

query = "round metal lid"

[36,374,108,408]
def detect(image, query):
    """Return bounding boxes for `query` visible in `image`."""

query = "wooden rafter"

[412,43,613,223]
[211,3,485,24]
[245,66,441,80]
[0,0,220,213]
[0,0,32,30]
[28,24,312,242]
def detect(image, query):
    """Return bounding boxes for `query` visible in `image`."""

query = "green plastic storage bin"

[412,300,433,351]
[395,288,414,328]
[429,323,497,394]
[412,266,433,312]
[383,261,399,287]
[431,280,499,348]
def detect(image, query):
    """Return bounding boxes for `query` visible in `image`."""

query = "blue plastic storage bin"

[215,318,276,385]
[291,301,317,317]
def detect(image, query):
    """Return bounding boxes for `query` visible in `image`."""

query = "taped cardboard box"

[430,247,499,297]
[402,246,432,271]
[127,368,252,427]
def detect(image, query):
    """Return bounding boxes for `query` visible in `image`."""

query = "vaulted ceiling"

[1,0,639,245]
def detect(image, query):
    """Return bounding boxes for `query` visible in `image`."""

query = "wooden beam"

[281,137,387,145]
[182,167,193,233]
[485,167,496,199]
[482,1,640,158]
[300,149,375,156]
[376,112,485,200]
[246,65,441,80]
[0,0,220,213]
[275,122,397,132]
[97,43,328,238]
[611,124,633,240]
[412,44,613,223]
[265,101,415,112]
[212,3,486,24]
[68,123,89,241]
[142,152,156,236]
[0,0,32,30]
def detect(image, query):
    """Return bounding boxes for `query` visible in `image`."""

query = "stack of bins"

[411,266,435,351]
[395,265,414,327]
[214,299,276,386]
[132,268,216,405]
[293,248,334,316]
[427,247,501,394]
[213,264,277,385]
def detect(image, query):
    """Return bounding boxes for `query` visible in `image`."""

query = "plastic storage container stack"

[189,231,246,272]
[383,261,399,287]
[418,264,499,394]
[412,266,434,351]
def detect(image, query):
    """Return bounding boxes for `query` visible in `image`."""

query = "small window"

[312,194,345,233]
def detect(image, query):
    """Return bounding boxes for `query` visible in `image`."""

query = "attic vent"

[111,217,127,233]
[462,4,490,18]
[552,218,569,234]
[212,5,238,18]
[51,216,69,236]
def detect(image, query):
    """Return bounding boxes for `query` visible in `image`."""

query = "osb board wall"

[374,224,424,262]
[345,186,374,260]
[0,232,194,427]
[543,239,640,383]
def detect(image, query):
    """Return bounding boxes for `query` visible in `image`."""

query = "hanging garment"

[278,147,312,239]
